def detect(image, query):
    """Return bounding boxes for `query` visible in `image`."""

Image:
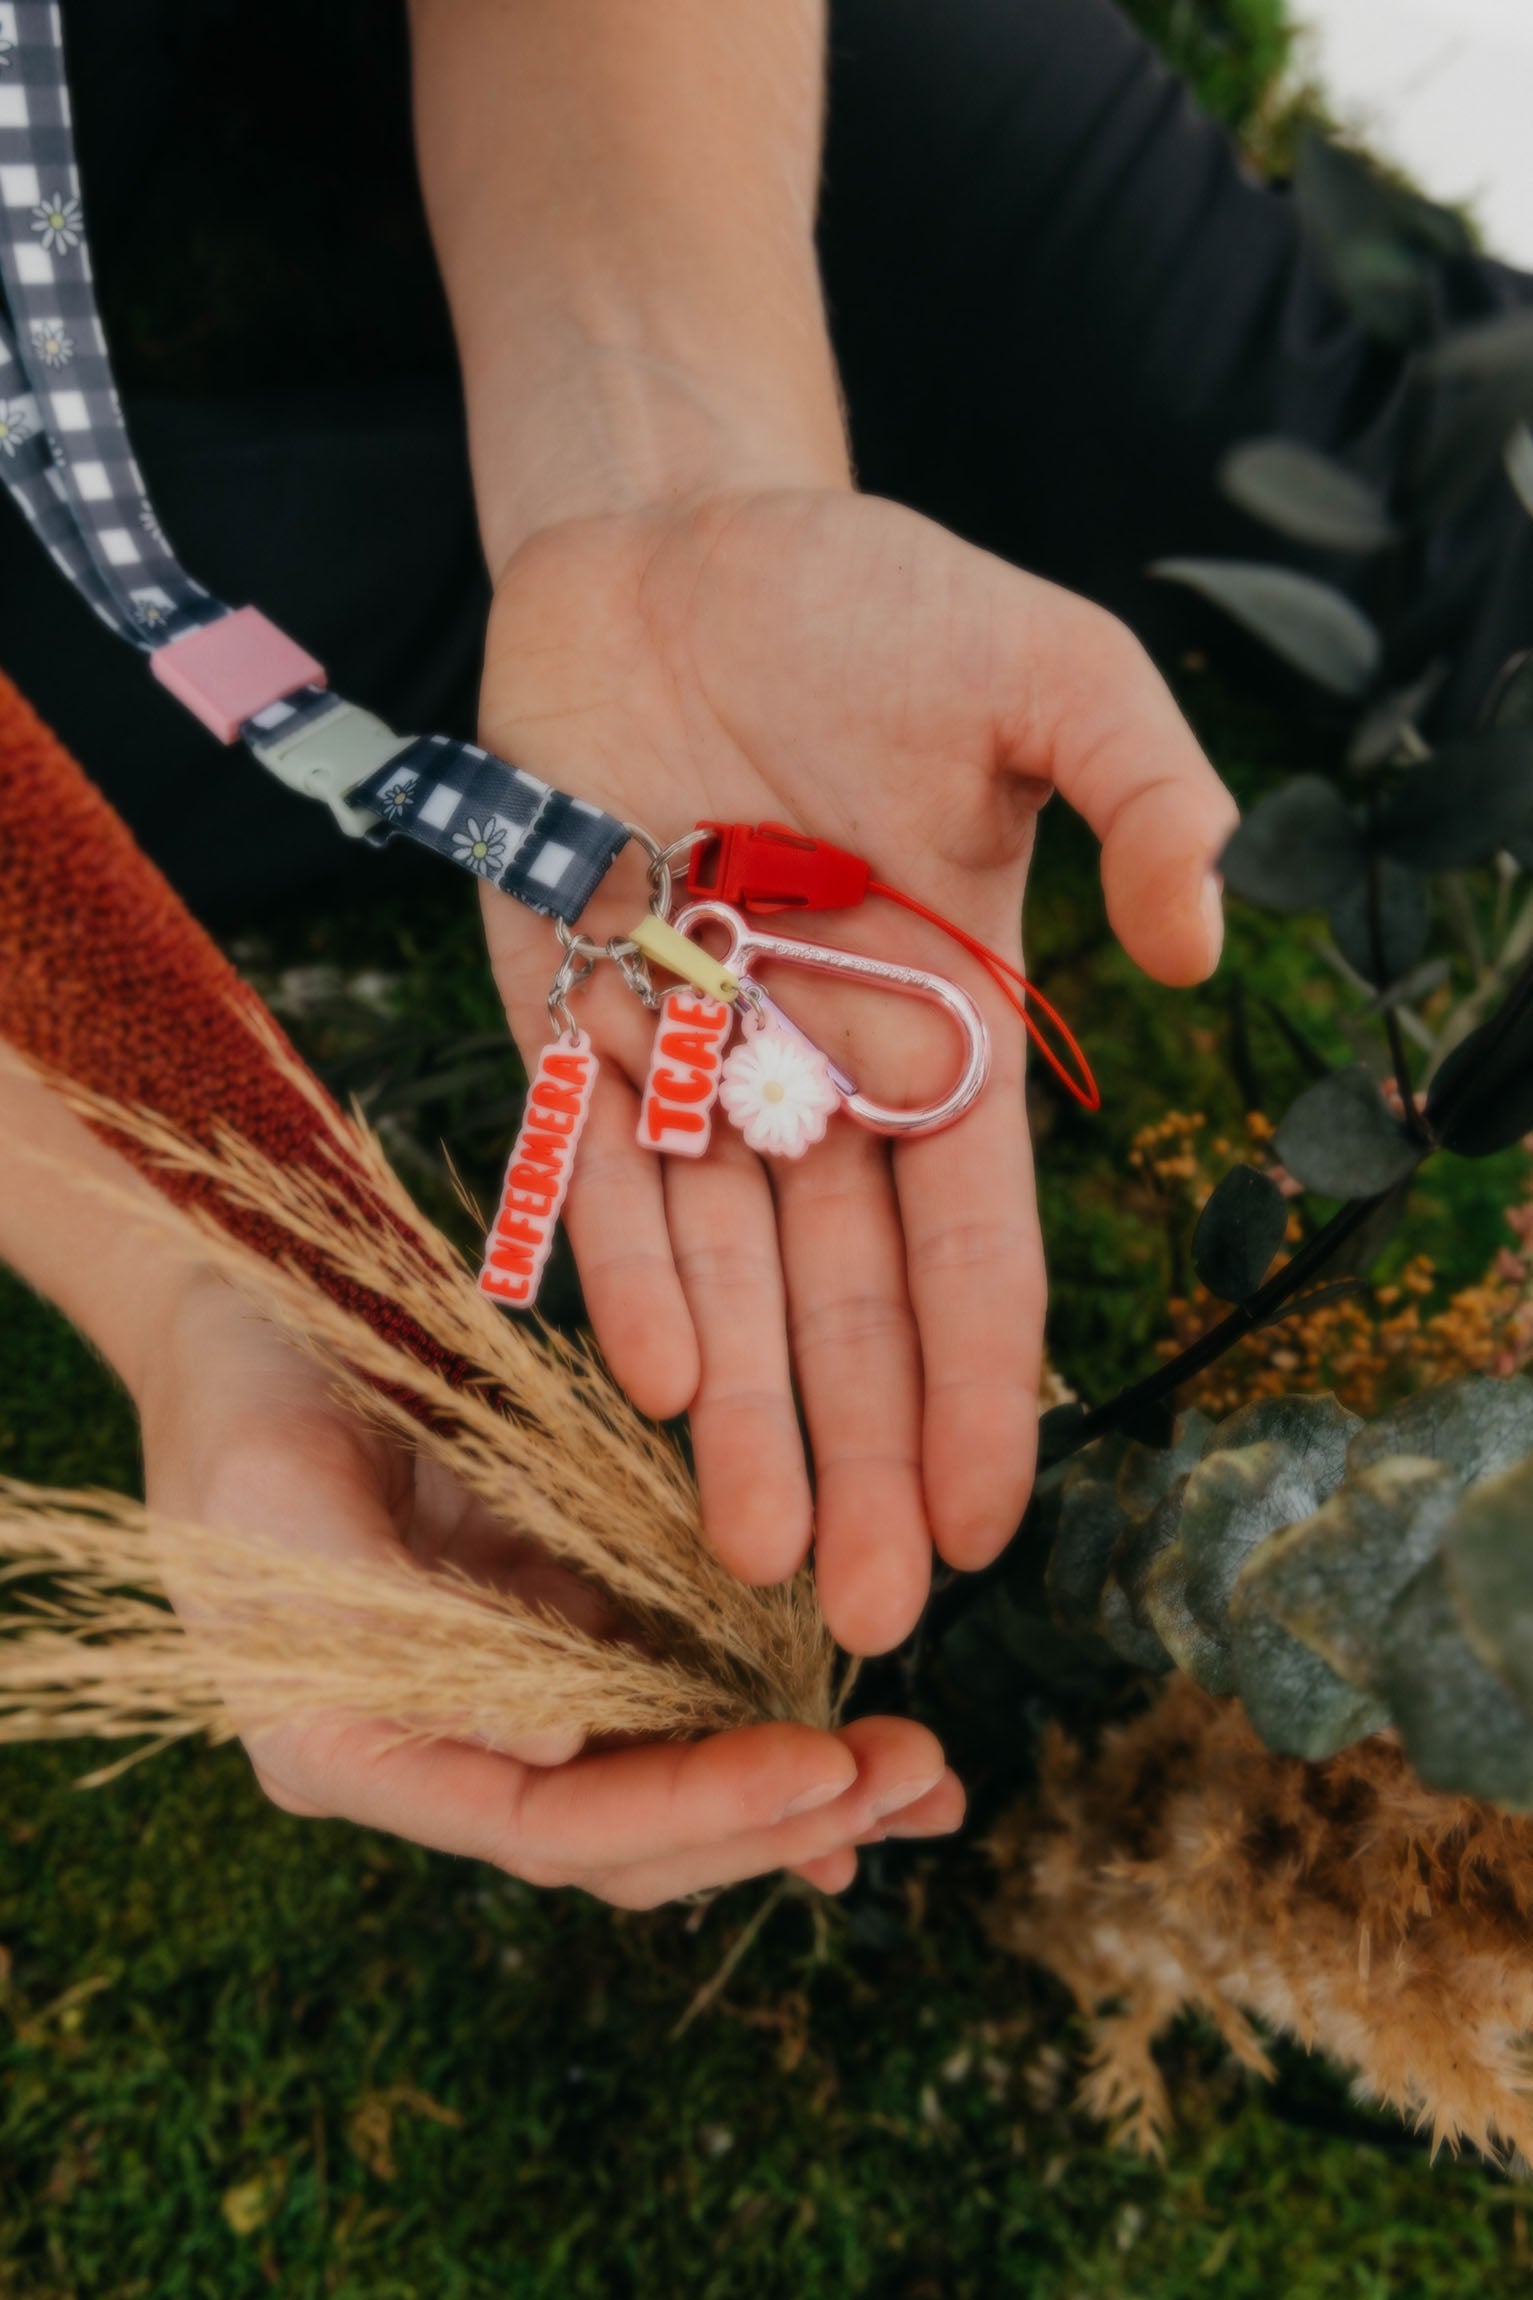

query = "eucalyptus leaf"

[1296,136,1468,343]
[1218,438,1397,553]
[1149,560,1383,698]
[1208,1392,1361,1475]
[1327,860,1430,988]
[1142,1536,1233,1694]
[1380,1561,1533,1805]
[1178,1437,1342,1640]
[1488,649,1533,731]
[1232,1455,1463,1697]
[1116,1411,1216,1521]
[1372,729,1533,868]
[1407,313,1533,524]
[1422,310,1533,389]
[1272,1067,1420,1198]
[1219,776,1367,913]
[1425,992,1533,1157]
[1228,1605,1388,1760]
[1349,1373,1533,1484]
[1191,1165,1289,1303]
[1096,1577,1176,1674]
[1441,1456,1533,1708]
[1348,664,1447,769]
[1046,1463,1131,1635]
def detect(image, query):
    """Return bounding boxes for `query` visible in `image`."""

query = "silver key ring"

[547,823,714,1025]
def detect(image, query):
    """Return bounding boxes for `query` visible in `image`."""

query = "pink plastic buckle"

[149,607,326,743]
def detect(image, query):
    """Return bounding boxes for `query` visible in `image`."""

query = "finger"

[790,1847,858,1894]
[774,1128,930,1656]
[1016,590,1238,986]
[854,1767,966,1844]
[569,1715,950,1907]
[245,1714,863,1876]
[896,1021,1043,1571]
[667,1137,814,1585]
[559,1066,699,1419]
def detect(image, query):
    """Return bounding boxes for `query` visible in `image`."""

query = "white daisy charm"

[719,1023,840,1160]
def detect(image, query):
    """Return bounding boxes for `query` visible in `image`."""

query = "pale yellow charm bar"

[628,914,742,1004]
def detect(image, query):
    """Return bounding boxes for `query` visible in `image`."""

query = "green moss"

[0,1734,1526,2298]
[1119,0,1295,139]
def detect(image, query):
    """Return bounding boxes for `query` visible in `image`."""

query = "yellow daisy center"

[761,1080,785,1103]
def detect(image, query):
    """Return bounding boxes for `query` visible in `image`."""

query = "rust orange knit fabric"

[0,670,467,1386]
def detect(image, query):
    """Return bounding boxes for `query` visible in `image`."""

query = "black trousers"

[2,0,1526,921]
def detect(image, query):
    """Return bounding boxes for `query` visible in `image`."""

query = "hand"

[138,1276,962,1906]
[479,488,1237,1655]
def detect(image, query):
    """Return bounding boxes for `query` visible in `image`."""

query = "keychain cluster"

[478,822,1098,1309]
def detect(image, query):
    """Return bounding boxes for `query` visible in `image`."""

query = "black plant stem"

[1068,1188,1400,1454]
[1366,856,1429,1145]
[1050,937,1533,1470]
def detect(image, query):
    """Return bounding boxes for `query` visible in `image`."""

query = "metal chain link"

[547,824,715,1025]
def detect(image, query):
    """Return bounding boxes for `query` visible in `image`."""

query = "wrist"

[465,289,851,583]
[128,1264,248,1433]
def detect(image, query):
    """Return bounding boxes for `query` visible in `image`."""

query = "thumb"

[1001,582,1238,987]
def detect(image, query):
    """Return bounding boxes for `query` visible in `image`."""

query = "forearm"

[407,0,849,575]
[0,1060,211,1412]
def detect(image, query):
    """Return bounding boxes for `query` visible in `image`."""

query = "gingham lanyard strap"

[0,3,629,924]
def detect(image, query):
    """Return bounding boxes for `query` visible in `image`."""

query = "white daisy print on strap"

[0,0,635,926]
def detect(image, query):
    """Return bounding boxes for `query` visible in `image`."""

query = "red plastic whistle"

[686,821,871,915]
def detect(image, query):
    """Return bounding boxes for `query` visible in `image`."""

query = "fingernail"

[883,1807,962,1840]
[1200,872,1226,965]
[778,1773,854,1821]
[869,1771,945,1823]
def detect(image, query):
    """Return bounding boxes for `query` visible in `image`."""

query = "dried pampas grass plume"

[987,1678,1533,2165]
[0,1025,835,1764]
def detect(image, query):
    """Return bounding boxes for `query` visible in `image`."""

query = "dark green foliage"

[1378,1562,1533,1805]
[1272,1067,1419,1198]
[1294,134,1473,345]
[1427,994,1533,1157]
[1348,1373,1533,1482]
[1408,312,1533,521]
[1327,861,1429,988]
[1031,1376,1533,1798]
[1227,1597,1387,1760]
[1219,777,1365,912]
[1233,1455,1460,1692]
[1441,1457,1533,1708]
[1218,439,1396,553]
[1372,731,1533,870]
[1120,0,1295,137]
[1149,560,1383,696]
[1191,1165,1288,1302]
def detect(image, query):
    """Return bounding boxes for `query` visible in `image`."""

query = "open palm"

[479,489,1236,1653]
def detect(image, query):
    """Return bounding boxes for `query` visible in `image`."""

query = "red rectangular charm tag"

[636,991,733,1158]
[478,1032,598,1307]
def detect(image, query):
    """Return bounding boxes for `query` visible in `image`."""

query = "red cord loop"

[684,824,1101,1113]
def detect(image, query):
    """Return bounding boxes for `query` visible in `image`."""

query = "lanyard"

[0,2,630,925]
